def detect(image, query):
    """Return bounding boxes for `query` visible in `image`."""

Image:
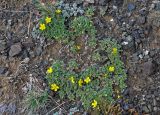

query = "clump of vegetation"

[46,38,127,109]
[71,16,96,39]
[29,0,127,114]
[39,14,69,42]
[33,0,96,44]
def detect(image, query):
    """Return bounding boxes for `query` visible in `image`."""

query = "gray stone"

[35,46,43,56]
[139,8,147,16]
[99,6,108,16]
[113,0,123,7]
[128,3,136,11]
[146,95,152,99]
[129,19,136,26]
[85,0,94,3]
[142,60,154,76]
[132,30,140,39]
[142,106,150,113]
[123,104,129,110]
[9,43,22,57]
[149,51,155,57]
[7,103,16,114]
[0,104,7,113]
[132,53,139,61]
[139,54,143,59]
[138,16,146,24]
[0,67,7,75]
[155,2,160,10]
[0,43,6,52]
[148,104,152,111]
[122,35,135,51]
[153,99,157,106]
[154,107,158,111]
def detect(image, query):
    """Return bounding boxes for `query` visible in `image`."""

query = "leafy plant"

[71,16,96,39]
[33,1,95,44]
[85,6,95,17]
[40,13,69,41]
[46,38,127,110]
[70,16,97,48]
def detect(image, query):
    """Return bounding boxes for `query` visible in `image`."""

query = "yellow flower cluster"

[46,47,119,108]
[39,16,52,31]
[39,9,62,31]
[78,76,91,87]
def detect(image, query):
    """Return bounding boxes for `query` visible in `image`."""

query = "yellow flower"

[76,45,81,50]
[47,67,53,74]
[108,66,115,72]
[117,95,121,99]
[112,48,118,54]
[103,74,107,77]
[55,9,62,14]
[78,79,83,87]
[45,17,51,24]
[50,83,59,91]
[91,100,97,108]
[39,23,46,30]
[84,76,91,84]
[69,76,75,84]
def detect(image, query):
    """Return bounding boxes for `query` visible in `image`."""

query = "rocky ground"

[0,0,160,114]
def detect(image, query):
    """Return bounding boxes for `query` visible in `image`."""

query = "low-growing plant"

[39,14,69,42]
[71,16,96,39]
[85,6,95,17]
[46,38,127,110]
[32,0,127,114]
[33,0,96,44]
[23,90,49,113]
[70,16,97,48]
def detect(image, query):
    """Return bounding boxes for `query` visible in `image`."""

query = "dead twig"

[45,101,67,115]
[27,11,32,35]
